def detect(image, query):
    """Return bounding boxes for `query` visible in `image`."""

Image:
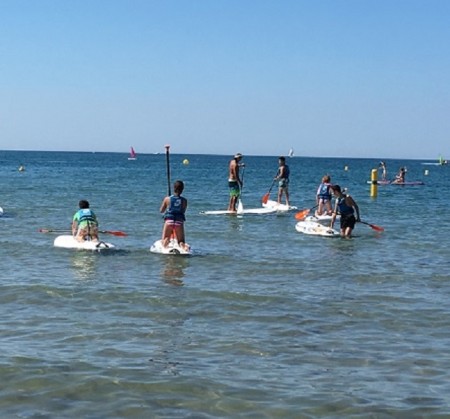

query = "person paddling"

[274,156,290,206]
[160,180,189,251]
[227,153,244,212]
[379,161,387,180]
[393,167,406,183]
[330,185,360,237]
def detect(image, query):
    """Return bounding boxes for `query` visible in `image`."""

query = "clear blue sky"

[1,0,449,159]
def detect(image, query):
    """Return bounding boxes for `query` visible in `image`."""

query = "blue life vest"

[337,196,354,216]
[75,209,97,226]
[318,183,331,200]
[164,195,186,222]
[277,165,290,179]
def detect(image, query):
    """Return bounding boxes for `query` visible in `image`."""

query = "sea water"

[1,150,449,417]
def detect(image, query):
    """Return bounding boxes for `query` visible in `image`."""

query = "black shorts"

[340,214,356,230]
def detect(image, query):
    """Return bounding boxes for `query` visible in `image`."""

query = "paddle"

[294,204,319,221]
[237,166,245,214]
[164,144,177,239]
[358,221,384,232]
[39,229,127,236]
[262,177,277,204]
[165,144,171,195]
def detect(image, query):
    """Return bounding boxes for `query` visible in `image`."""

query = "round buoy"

[183,159,189,165]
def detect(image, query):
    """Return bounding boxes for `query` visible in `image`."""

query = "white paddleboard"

[54,235,115,250]
[150,238,192,255]
[295,221,340,237]
[200,207,277,215]
[262,200,298,212]
[305,213,339,223]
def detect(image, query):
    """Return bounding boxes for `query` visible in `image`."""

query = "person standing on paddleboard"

[72,200,99,242]
[274,156,290,206]
[160,180,189,251]
[315,174,332,216]
[379,161,387,180]
[330,185,360,238]
[228,153,244,212]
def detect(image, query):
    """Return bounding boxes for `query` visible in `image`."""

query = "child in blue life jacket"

[159,180,189,251]
[315,174,333,216]
[72,200,99,242]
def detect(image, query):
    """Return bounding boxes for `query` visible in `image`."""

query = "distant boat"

[288,148,294,158]
[128,147,137,160]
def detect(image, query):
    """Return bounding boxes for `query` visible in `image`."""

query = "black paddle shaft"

[165,145,171,195]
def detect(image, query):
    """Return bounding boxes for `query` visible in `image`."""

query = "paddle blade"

[262,193,270,204]
[39,228,55,233]
[103,230,127,237]
[237,199,244,215]
[368,223,384,232]
[359,221,384,232]
[294,209,310,220]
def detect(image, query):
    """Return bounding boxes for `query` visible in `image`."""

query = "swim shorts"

[340,214,356,230]
[228,180,240,197]
[278,179,289,189]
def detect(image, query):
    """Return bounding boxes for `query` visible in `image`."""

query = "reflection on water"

[161,256,190,286]
[70,252,98,280]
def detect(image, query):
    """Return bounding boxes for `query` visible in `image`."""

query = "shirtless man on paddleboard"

[228,153,244,212]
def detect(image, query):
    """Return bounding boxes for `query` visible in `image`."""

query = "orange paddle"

[294,205,318,221]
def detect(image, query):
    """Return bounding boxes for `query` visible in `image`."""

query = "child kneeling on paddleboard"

[315,174,333,216]
[160,180,190,251]
[72,200,99,242]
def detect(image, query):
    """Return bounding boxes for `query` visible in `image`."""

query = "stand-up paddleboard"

[150,238,192,255]
[54,235,115,250]
[366,180,424,186]
[262,199,298,212]
[304,213,339,223]
[295,221,340,237]
[200,207,277,215]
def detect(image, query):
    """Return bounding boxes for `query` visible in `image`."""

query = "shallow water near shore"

[1,150,449,417]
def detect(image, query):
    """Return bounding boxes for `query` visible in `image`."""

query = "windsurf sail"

[128,147,137,160]
[288,148,294,157]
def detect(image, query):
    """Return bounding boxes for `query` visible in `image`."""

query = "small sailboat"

[288,148,294,158]
[128,147,137,160]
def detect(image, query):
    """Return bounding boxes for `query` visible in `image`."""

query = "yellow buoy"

[370,168,378,197]
[183,159,189,165]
